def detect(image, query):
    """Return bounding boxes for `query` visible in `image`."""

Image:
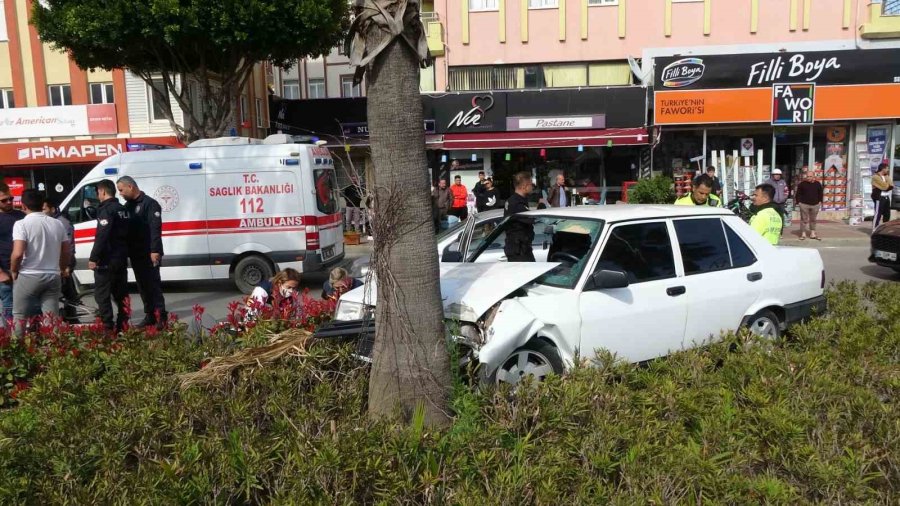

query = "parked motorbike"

[726,191,753,223]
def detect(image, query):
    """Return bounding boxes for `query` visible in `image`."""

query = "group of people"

[0,177,167,336]
[431,164,504,230]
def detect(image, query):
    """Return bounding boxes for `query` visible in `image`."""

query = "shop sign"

[0,136,181,166]
[771,84,815,125]
[0,104,117,140]
[659,58,706,88]
[4,177,24,197]
[506,115,605,131]
[425,93,508,133]
[867,127,888,173]
[654,49,900,90]
[340,120,436,137]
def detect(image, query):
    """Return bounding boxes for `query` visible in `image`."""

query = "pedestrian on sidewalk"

[0,183,25,327]
[764,169,789,234]
[796,169,823,240]
[9,190,68,336]
[342,175,366,235]
[117,176,168,328]
[449,175,469,221]
[89,180,131,333]
[872,162,893,228]
[476,178,502,212]
[431,179,452,231]
[42,197,80,320]
[548,173,573,208]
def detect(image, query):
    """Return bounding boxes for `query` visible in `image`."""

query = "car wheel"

[492,339,563,387]
[233,255,274,294]
[746,310,781,340]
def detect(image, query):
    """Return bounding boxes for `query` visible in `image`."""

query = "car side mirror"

[588,270,629,290]
[442,242,463,263]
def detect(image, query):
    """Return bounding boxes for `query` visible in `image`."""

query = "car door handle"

[666,286,686,297]
[747,272,763,282]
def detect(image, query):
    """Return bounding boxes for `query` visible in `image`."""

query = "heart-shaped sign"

[471,95,495,113]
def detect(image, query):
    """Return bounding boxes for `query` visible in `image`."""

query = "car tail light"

[305,216,320,251]
[821,269,825,289]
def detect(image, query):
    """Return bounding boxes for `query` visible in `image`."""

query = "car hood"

[339,262,558,321]
[874,220,900,237]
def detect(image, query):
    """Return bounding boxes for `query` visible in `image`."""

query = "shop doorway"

[774,128,811,189]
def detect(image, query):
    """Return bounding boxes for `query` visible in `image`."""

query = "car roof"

[521,204,733,222]
[473,209,507,221]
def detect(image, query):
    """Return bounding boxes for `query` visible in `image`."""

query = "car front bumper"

[784,295,828,327]
[313,318,375,362]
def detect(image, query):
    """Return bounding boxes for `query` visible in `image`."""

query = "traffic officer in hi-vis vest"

[750,183,783,245]
[674,174,722,207]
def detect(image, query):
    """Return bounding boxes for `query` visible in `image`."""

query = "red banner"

[0,136,182,166]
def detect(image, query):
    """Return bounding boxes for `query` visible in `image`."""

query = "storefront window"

[812,125,850,210]
[652,129,703,177]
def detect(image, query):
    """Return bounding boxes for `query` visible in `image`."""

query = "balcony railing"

[884,0,900,16]
[421,11,440,22]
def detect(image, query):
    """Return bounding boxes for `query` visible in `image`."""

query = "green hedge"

[0,281,897,504]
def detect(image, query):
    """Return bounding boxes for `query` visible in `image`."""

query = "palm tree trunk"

[366,37,450,427]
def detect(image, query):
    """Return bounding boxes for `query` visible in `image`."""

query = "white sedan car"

[324,206,826,386]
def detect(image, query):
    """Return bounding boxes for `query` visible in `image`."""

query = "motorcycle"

[726,191,754,223]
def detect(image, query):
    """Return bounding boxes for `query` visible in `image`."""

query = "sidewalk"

[780,219,873,246]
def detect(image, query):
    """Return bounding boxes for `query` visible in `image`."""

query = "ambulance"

[60,134,345,293]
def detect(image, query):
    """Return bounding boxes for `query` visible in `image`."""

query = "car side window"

[595,222,676,284]
[674,218,732,275]
[64,184,100,225]
[723,222,757,268]
[468,219,502,254]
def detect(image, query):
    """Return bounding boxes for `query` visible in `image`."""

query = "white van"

[61,134,345,293]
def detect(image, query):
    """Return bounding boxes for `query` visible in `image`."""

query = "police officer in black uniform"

[116,176,167,328]
[504,171,536,262]
[88,179,131,332]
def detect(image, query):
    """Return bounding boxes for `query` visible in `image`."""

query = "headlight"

[335,300,368,321]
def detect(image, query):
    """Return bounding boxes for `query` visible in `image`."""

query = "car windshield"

[436,218,467,243]
[470,215,604,289]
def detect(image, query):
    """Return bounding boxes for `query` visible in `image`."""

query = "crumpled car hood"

[340,262,558,321]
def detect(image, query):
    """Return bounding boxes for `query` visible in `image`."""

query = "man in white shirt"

[9,189,69,336]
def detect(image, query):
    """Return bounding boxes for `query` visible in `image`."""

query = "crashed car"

[320,206,827,386]
[348,208,548,278]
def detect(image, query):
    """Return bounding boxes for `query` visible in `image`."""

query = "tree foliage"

[628,176,677,204]
[32,0,349,141]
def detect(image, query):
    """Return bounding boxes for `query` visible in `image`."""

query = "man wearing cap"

[675,174,722,207]
[764,169,789,234]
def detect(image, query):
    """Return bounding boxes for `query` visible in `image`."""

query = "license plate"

[874,250,898,261]
[322,246,335,261]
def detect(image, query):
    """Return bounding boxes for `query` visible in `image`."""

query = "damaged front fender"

[478,298,549,378]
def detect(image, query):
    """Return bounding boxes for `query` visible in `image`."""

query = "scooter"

[726,191,753,223]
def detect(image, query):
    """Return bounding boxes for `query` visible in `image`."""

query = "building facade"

[273,1,900,208]
[0,0,268,205]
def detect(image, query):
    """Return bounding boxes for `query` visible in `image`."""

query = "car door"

[672,217,763,349]
[578,220,688,363]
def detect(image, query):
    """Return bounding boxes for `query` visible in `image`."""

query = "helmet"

[771,169,783,175]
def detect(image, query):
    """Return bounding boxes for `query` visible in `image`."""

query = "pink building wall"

[434,0,859,90]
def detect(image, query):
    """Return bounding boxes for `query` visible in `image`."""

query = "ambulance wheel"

[234,255,274,294]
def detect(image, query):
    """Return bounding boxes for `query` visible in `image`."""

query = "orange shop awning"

[438,128,648,150]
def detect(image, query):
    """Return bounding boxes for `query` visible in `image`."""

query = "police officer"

[88,180,131,332]
[675,174,722,207]
[504,171,536,262]
[116,176,167,328]
[750,183,783,245]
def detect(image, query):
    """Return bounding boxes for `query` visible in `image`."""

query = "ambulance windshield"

[314,169,339,214]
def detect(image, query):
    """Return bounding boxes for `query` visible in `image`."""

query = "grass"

[0,281,896,504]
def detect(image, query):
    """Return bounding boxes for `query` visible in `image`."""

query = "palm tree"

[345,0,450,427]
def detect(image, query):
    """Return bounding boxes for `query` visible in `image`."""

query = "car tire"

[233,255,274,295]
[745,309,781,340]
[491,339,563,387]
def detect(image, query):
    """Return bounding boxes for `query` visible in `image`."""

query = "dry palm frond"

[178,327,315,390]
